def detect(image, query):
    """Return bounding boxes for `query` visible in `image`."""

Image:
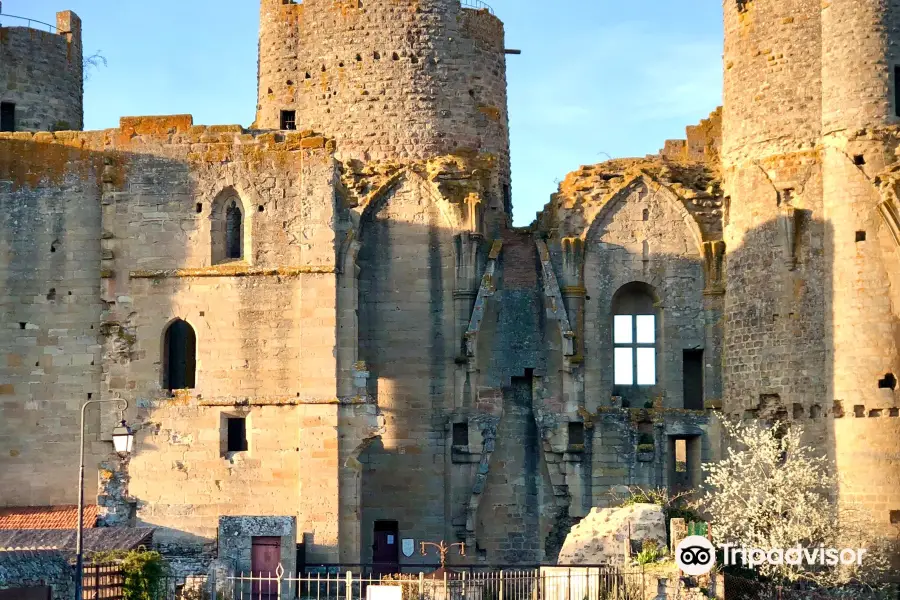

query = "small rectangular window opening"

[280,110,297,131]
[895,66,900,117]
[890,510,900,525]
[227,417,248,452]
[0,102,15,133]
[452,422,468,446]
[683,350,704,410]
[856,231,867,243]
[675,439,687,472]
[568,422,585,447]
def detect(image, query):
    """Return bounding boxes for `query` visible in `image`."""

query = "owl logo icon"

[675,536,716,576]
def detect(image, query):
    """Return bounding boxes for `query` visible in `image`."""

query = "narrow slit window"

[895,66,900,118]
[280,110,297,131]
[0,102,15,133]
[227,417,248,452]
[226,200,243,259]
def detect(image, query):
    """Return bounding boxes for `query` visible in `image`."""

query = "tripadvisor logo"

[675,536,716,576]
[675,536,871,576]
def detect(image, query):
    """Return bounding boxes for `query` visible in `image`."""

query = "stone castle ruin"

[0,0,898,575]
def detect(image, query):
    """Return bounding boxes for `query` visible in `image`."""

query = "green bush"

[89,548,170,600]
[635,540,663,565]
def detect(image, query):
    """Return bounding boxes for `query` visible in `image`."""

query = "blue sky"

[4,0,722,225]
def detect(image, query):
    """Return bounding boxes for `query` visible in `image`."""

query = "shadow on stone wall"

[725,212,900,571]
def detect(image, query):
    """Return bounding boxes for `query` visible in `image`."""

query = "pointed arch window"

[163,319,196,391]
[226,200,243,259]
[613,283,657,386]
[211,193,247,264]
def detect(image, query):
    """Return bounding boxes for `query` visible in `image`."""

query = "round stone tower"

[723,0,900,555]
[820,0,900,548]
[0,11,83,132]
[721,0,825,419]
[255,0,509,181]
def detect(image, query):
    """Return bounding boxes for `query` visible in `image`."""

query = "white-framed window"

[612,282,657,386]
[614,314,656,385]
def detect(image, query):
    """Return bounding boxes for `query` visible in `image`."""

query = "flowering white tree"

[698,417,892,587]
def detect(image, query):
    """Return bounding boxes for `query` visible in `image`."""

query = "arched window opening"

[211,193,248,265]
[226,200,243,259]
[613,283,657,387]
[163,319,196,391]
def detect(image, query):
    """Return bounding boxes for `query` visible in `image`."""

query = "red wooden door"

[372,521,399,576]
[251,536,282,599]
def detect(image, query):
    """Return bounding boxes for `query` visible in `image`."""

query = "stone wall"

[0,11,83,132]
[0,549,74,600]
[0,117,354,565]
[356,174,460,565]
[660,108,722,164]
[0,135,105,505]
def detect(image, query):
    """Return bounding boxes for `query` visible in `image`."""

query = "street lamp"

[111,420,135,456]
[74,399,133,600]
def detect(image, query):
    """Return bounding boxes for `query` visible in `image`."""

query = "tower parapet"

[255,0,509,189]
[0,10,83,132]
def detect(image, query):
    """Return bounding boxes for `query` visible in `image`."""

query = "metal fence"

[218,566,647,600]
[0,13,58,31]
[460,1,494,14]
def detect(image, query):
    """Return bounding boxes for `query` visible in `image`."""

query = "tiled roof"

[0,528,154,554]
[0,505,99,530]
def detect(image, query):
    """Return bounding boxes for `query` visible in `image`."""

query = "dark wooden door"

[372,521,399,576]
[251,536,282,599]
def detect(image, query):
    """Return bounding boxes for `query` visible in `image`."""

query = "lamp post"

[74,399,134,600]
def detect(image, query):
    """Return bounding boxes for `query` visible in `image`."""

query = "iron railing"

[221,566,647,600]
[0,13,57,32]
[461,1,494,15]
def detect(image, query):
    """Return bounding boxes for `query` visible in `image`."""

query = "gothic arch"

[210,187,253,265]
[161,318,197,391]
[356,169,463,241]
[585,175,704,257]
